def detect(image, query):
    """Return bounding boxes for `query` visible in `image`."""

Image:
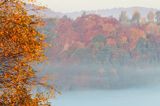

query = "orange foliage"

[106,38,117,46]
[44,9,160,66]
[129,27,145,50]
[0,0,53,105]
[145,23,160,35]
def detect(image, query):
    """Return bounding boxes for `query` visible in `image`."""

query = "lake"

[51,86,160,106]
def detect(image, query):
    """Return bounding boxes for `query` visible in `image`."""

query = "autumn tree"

[156,11,160,25]
[131,11,141,25]
[82,11,86,17]
[0,0,53,105]
[147,11,155,23]
[119,11,129,25]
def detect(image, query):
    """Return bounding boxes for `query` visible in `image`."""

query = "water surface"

[51,86,160,106]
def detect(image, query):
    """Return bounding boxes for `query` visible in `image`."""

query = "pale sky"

[36,0,160,12]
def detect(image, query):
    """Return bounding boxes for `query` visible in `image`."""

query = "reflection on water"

[40,63,160,91]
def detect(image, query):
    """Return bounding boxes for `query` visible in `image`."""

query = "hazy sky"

[36,0,160,12]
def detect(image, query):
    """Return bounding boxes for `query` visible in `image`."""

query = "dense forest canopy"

[43,11,160,65]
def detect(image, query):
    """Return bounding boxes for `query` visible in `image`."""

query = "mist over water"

[42,62,160,91]
[40,62,160,106]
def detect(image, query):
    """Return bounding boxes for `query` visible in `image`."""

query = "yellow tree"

[0,0,53,105]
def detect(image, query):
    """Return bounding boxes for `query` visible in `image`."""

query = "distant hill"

[66,7,158,19]
[26,4,64,18]
[29,6,159,19]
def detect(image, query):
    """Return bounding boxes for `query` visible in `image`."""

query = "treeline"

[43,10,160,66]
